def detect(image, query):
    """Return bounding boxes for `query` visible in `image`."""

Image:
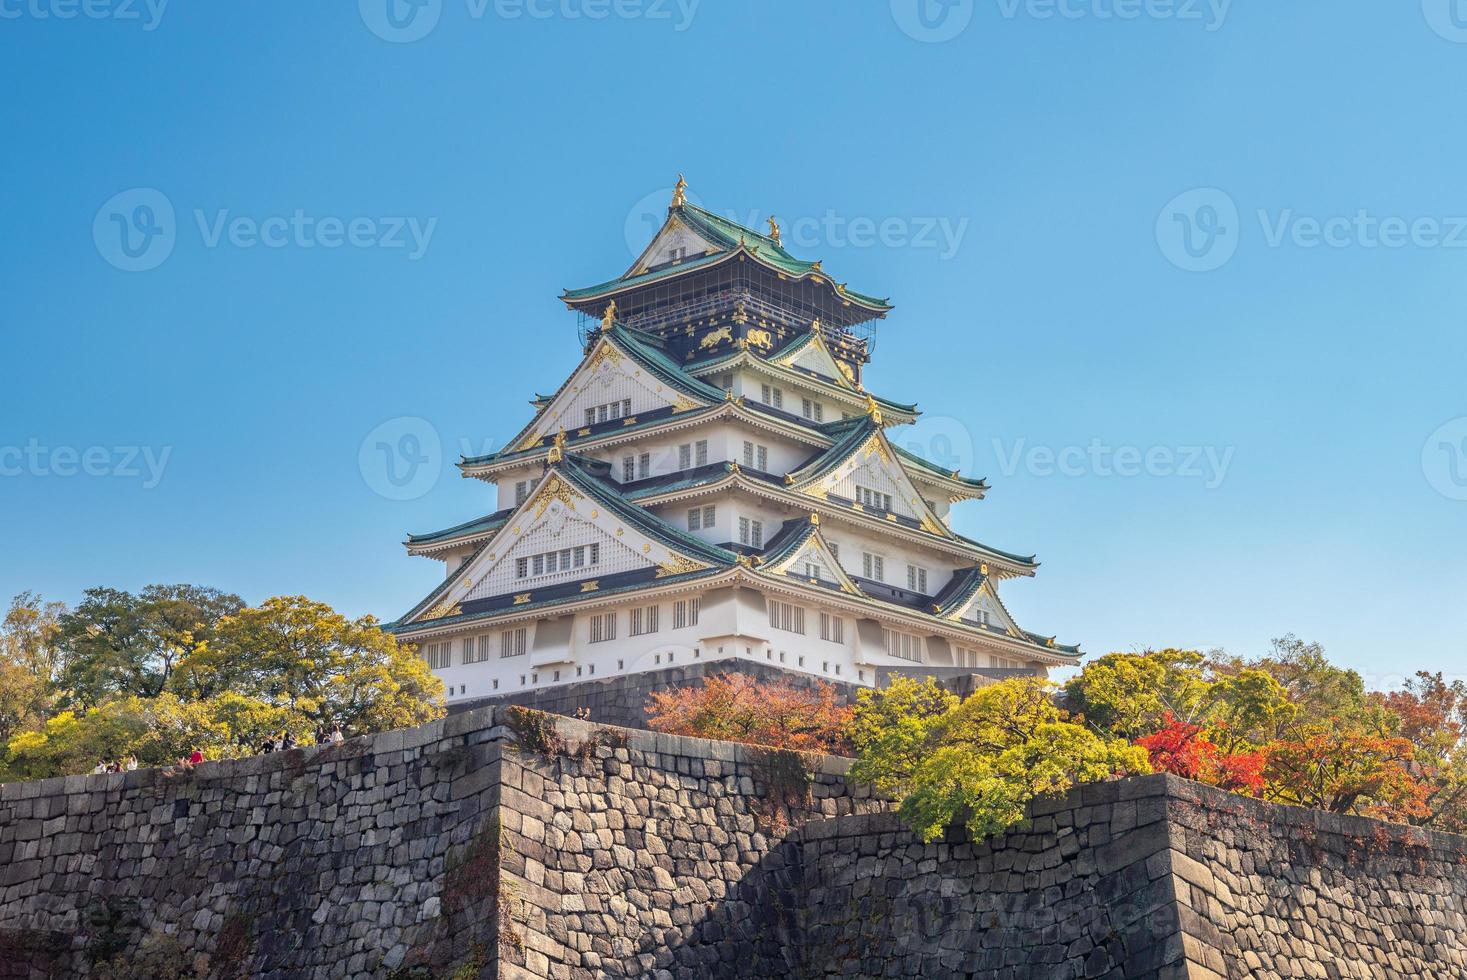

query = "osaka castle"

[390,178,1078,707]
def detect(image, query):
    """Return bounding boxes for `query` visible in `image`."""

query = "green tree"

[851,676,1149,842]
[0,593,65,743]
[175,595,444,735]
[847,676,957,798]
[1062,649,1215,739]
[56,585,243,706]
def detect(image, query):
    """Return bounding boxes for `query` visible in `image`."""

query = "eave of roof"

[562,204,892,313]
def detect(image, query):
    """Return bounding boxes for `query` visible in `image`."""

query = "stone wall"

[3,709,1466,979]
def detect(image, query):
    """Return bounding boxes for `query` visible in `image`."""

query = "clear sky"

[3,0,1465,691]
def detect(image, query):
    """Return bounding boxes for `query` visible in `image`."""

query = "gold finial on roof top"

[547,427,566,464]
[601,300,617,331]
[865,394,883,425]
[767,216,782,246]
[671,175,688,208]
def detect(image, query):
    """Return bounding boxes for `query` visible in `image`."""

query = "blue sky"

[3,0,1466,689]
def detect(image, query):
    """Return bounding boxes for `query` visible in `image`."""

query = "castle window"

[670,246,687,263]
[520,544,599,580]
[819,613,845,644]
[423,642,452,670]
[906,565,928,593]
[590,612,617,644]
[768,600,805,635]
[801,398,824,422]
[515,481,530,505]
[638,452,651,478]
[760,384,783,409]
[623,456,635,482]
[742,441,769,471]
[499,628,527,659]
[738,517,763,548]
[630,605,660,637]
[673,597,700,629]
[883,629,925,663]
[856,487,892,512]
[463,635,491,664]
[687,505,715,531]
[862,553,885,581]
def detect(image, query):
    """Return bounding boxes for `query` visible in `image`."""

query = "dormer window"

[669,246,687,263]
[856,487,892,511]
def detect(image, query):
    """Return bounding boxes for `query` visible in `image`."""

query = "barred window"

[856,487,892,511]
[589,611,617,644]
[518,545,600,580]
[630,605,659,636]
[673,597,701,629]
[423,642,452,670]
[738,518,763,548]
[623,456,635,482]
[463,635,492,664]
[907,565,928,593]
[499,628,527,659]
[515,481,530,505]
[695,440,708,466]
[687,505,716,531]
[768,600,805,635]
[743,441,768,471]
[883,629,925,663]
[820,613,844,644]
[801,398,824,421]
[760,384,783,409]
[862,553,884,580]
[638,452,651,478]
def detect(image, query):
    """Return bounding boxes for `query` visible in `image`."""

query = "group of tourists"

[91,756,139,774]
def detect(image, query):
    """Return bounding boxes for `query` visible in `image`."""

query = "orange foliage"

[1134,713,1265,796]
[645,673,853,754]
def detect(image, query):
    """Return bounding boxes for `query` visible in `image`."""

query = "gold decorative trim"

[513,593,531,605]
[656,555,708,578]
[532,474,578,519]
[421,600,462,622]
[587,339,622,373]
[581,580,600,593]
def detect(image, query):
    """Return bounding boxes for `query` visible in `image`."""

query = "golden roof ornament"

[865,394,883,425]
[547,427,567,464]
[809,512,820,526]
[767,216,782,246]
[601,300,617,331]
[671,174,687,208]
[810,317,821,333]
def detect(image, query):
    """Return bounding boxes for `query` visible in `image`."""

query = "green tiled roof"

[406,510,511,546]
[563,203,892,312]
[684,343,920,417]
[891,443,989,491]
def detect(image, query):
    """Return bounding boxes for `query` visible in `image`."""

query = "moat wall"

[2,708,1466,979]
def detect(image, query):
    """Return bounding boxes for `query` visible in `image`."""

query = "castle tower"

[390,180,1078,707]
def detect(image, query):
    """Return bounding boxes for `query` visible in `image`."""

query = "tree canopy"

[1,588,443,781]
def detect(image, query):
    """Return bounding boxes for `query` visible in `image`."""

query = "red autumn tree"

[1263,729,1430,821]
[645,673,854,754]
[1134,713,1265,796]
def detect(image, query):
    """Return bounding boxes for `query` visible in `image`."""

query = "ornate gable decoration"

[791,428,953,539]
[507,333,710,453]
[941,578,1022,637]
[771,324,857,389]
[759,519,862,595]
